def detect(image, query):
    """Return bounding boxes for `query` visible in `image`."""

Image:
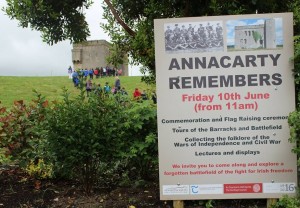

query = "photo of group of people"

[164,21,224,53]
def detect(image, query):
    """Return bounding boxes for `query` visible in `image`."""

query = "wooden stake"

[267,198,277,208]
[173,200,184,208]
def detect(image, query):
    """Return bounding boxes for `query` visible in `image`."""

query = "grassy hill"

[0,76,153,107]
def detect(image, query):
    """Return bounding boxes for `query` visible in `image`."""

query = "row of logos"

[162,183,296,195]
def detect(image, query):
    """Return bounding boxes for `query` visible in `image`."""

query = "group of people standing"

[68,66,123,86]
[68,66,157,104]
[85,76,123,96]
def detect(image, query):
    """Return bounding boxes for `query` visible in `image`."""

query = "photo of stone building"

[234,18,276,50]
[226,18,282,51]
[72,40,128,75]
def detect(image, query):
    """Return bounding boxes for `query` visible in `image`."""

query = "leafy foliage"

[288,36,300,156]
[120,101,157,180]
[44,91,117,190]
[25,158,53,179]
[0,91,48,167]
[270,195,300,208]
[0,87,157,193]
[293,36,300,105]
[288,110,300,158]
[4,0,92,44]
[39,89,157,192]
[277,21,300,205]
[0,147,12,165]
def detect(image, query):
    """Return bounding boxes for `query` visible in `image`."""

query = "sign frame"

[154,12,297,200]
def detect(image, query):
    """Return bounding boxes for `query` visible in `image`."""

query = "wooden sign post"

[267,198,277,207]
[173,200,184,208]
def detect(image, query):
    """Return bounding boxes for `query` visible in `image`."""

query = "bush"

[270,195,300,208]
[285,35,300,208]
[25,158,53,179]
[117,98,158,180]
[0,91,49,168]
[0,87,158,193]
[41,89,157,192]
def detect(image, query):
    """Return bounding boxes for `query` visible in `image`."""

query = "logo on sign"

[191,185,199,194]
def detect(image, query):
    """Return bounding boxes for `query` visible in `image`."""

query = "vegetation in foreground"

[0,86,158,206]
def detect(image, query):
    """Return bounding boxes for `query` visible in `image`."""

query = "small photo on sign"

[226,18,283,51]
[164,21,224,53]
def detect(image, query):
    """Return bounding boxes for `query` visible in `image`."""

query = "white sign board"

[154,13,297,200]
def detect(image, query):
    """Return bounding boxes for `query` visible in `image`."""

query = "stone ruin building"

[235,19,276,50]
[72,40,128,76]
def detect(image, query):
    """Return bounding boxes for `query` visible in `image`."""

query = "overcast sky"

[0,0,141,76]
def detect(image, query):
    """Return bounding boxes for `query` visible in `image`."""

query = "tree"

[4,0,300,83]
[4,0,93,45]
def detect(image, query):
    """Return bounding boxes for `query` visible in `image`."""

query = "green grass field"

[0,76,153,107]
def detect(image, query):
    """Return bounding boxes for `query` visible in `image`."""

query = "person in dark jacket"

[114,76,121,94]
